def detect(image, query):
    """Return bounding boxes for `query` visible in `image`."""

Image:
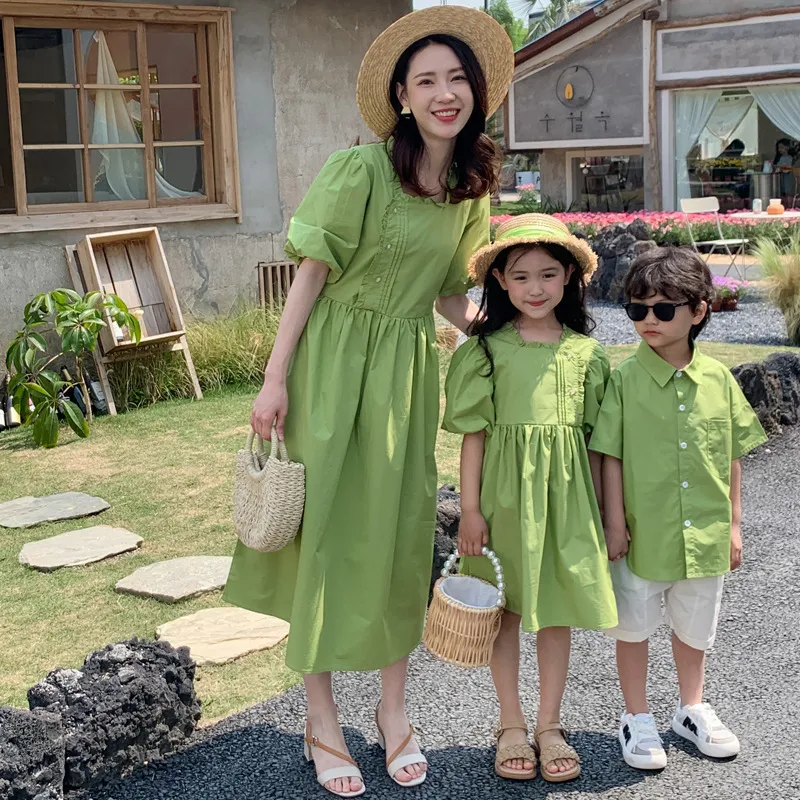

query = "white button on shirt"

[684,520,692,527]
[676,370,683,377]
[679,404,686,411]
[680,442,687,449]
[682,481,689,488]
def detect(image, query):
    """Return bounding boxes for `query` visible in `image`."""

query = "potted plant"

[711,276,747,312]
[5,289,141,447]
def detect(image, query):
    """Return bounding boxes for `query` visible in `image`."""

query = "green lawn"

[0,341,792,721]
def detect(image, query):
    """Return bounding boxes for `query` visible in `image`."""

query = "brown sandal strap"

[535,722,567,738]
[305,727,357,767]
[495,719,529,738]
[386,725,415,768]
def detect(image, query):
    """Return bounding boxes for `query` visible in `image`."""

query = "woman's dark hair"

[387,34,501,203]
[624,246,713,342]
[775,137,792,163]
[470,243,595,375]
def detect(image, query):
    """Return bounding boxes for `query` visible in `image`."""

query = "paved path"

[78,429,800,800]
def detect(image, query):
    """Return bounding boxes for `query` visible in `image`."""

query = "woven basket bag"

[423,547,505,668]
[232,427,305,552]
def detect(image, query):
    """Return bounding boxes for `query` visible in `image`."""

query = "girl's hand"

[251,375,289,441]
[730,523,743,570]
[605,526,630,562]
[458,510,489,557]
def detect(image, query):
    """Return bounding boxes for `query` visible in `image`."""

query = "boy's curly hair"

[624,247,714,341]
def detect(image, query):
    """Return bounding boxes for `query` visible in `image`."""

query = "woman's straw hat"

[356,6,514,139]
[469,214,598,285]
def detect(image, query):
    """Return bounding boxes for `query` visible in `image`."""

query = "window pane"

[151,89,201,141]
[25,150,84,205]
[87,91,143,144]
[16,28,76,84]
[84,31,138,85]
[155,146,204,195]
[146,29,198,85]
[91,148,147,201]
[571,155,645,212]
[21,89,81,145]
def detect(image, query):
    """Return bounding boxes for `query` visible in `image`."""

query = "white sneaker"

[671,702,740,758]
[618,713,667,770]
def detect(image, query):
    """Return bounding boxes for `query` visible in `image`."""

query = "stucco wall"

[666,0,791,19]
[0,0,410,362]
[539,150,568,206]
[513,20,644,146]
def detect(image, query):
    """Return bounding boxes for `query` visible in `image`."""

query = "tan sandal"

[494,720,537,781]
[304,722,366,798]
[534,723,581,783]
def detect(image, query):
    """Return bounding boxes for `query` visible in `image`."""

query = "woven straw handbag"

[232,426,305,552]
[423,547,505,668]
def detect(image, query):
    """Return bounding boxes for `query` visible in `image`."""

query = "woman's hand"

[251,374,289,441]
[458,510,489,556]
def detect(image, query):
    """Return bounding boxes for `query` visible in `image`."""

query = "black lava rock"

[431,484,460,600]
[588,224,658,303]
[27,639,201,790]
[0,706,64,800]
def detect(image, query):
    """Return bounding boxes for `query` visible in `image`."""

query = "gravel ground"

[77,429,800,800]
[466,287,791,347]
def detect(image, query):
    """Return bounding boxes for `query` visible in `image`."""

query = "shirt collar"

[635,341,703,387]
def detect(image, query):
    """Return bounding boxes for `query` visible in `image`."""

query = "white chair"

[680,197,748,279]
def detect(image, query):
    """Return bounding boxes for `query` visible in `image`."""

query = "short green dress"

[223,143,489,673]
[443,326,618,632]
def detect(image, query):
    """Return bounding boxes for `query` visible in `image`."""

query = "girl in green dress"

[443,214,618,784]
[223,7,513,798]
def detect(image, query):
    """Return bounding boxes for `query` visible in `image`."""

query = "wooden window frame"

[0,1,240,233]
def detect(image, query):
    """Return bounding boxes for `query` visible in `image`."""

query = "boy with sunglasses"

[589,247,766,771]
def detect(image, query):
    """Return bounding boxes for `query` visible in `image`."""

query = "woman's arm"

[435,293,481,335]
[457,430,489,557]
[251,259,330,440]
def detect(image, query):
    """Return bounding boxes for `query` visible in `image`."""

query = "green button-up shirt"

[589,343,767,582]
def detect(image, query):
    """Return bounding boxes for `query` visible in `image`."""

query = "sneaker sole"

[618,729,667,770]
[671,718,740,758]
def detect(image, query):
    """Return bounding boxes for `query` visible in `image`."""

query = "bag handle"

[246,426,290,462]
[440,547,505,608]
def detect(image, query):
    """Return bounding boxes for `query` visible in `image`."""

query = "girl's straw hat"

[356,6,514,139]
[469,213,598,285]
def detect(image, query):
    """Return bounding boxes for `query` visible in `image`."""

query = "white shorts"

[606,558,724,651]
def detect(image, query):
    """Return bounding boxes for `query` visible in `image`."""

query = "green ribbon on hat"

[494,221,571,245]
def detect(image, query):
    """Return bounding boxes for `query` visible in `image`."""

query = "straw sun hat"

[356,6,514,139]
[469,214,599,285]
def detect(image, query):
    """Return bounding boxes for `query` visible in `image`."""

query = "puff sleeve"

[583,345,611,434]
[442,337,495,435]
[438,195,490,297]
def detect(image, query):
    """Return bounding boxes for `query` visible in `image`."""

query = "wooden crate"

[77,227,186,354]
[257,260,297,308]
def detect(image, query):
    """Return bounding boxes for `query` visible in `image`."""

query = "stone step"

[0,492,110,529]
[115,556,232,603]
[19,526,143,572]
[156,607,289,666]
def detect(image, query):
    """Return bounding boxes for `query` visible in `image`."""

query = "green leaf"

[61,399,89,438]
[8,372,27,395]
[32,407,60,448]
[23,347,37,369]
[25,382,51,398]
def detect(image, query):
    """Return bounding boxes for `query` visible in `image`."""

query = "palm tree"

[487,0,529,51]
[523,0,589,43]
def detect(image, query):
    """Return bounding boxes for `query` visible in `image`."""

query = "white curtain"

[705,95,753,149]
[90,32,199,201]
[675,89,723,201]
[749,85,800,142]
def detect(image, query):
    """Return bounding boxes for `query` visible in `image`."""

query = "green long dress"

[223,143,489,673]
[442,326,618,632]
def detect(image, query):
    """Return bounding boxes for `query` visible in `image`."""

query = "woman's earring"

[401,105,412,118]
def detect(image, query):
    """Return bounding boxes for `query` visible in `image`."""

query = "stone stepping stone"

[115,556,232,603]
[0,492,110,529]
[156,607,289,666]
[19,526,143,572]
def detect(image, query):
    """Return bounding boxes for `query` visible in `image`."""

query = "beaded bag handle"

[440,546,505,609]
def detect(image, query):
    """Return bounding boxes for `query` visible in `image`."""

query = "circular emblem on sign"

[556,66,593,108]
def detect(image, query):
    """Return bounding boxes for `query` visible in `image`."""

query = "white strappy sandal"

[304,722,366,798]
[375,704,428,788]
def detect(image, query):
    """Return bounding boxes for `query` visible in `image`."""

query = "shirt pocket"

[706,418,732,483]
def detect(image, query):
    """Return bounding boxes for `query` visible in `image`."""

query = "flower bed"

[489,210,800,250]
[712,276,748,312]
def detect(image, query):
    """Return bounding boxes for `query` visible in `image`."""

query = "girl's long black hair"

[469,243,595,376]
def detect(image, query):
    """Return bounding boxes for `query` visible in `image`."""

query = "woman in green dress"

[223,7,513,797]
[443,215,618,784]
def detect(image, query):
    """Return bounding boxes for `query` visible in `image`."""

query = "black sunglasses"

[624,301,690,323]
